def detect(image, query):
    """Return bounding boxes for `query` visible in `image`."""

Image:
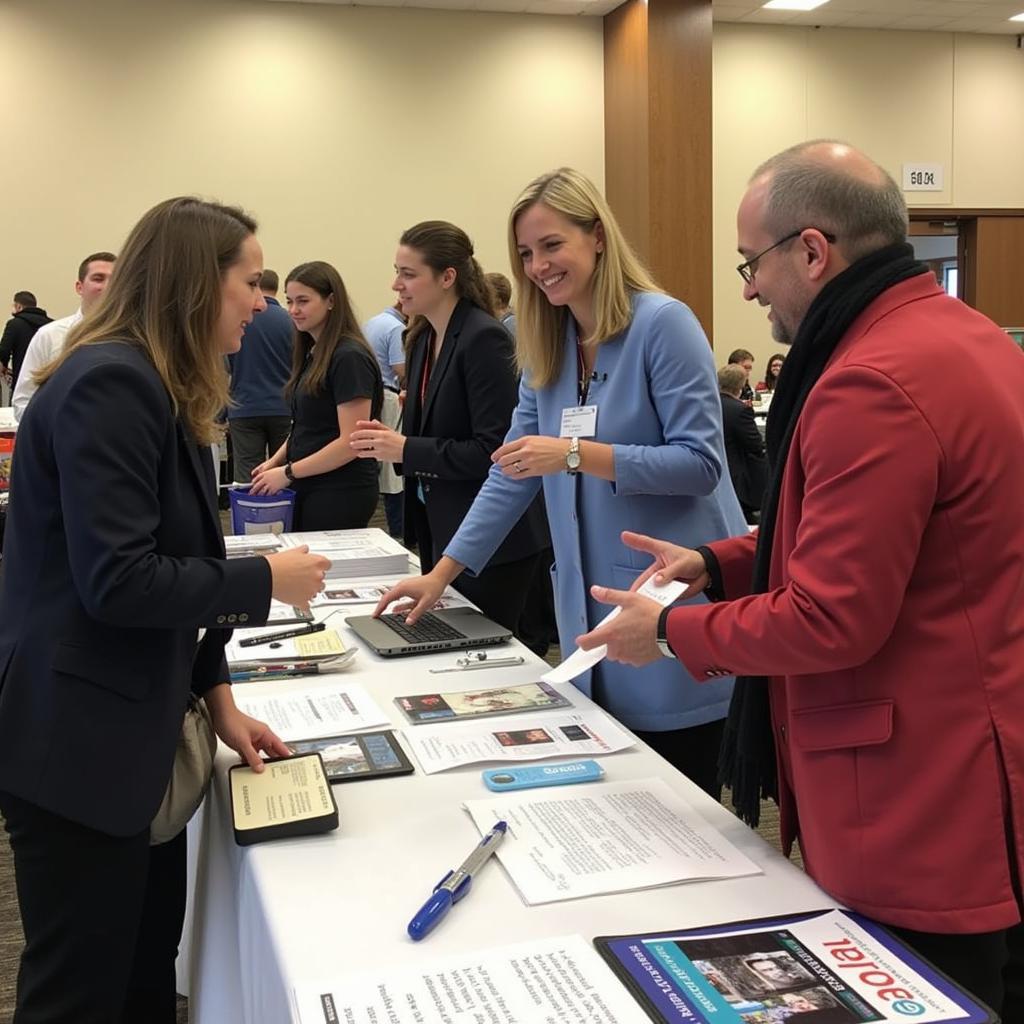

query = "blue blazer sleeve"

[612,300,724,497]
[53,359,271,628]
[443,373,543,575]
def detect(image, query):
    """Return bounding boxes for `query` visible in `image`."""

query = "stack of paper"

[223,534,284,558]
[283,529,409,580]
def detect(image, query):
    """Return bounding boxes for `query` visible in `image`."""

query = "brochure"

[395,680,572,724]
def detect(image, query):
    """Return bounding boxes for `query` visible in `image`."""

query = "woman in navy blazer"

[0,198,328,1023]
[350,221,547,631]
[376,170,747,797]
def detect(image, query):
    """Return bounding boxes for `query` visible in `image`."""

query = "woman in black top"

[251,261,383,530]
[350,221,548,631]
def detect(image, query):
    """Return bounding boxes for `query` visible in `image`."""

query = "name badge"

[560,405,598,438]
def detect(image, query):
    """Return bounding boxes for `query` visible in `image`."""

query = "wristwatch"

[565,436,582,474]
[656,606,677,660]
[283,462,296,483]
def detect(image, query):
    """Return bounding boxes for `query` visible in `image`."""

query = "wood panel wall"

[604,0,713,340]
[961,217,1024,327]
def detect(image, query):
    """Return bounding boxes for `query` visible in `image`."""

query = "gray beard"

[771,315,794,346]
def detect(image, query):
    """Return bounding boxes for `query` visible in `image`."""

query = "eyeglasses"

[736,229,837,285]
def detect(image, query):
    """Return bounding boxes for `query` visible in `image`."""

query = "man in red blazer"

[579,140,1024,1016]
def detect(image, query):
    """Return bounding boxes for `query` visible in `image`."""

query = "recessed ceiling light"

[1010,10,1024,19]
[762,0,830,9]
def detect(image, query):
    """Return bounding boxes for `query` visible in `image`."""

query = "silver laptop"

[345,608,512,657]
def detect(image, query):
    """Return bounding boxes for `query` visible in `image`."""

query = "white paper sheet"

[542,576,689,684]
[463,777,761,905]
[232,683,390,741]
[403,708,636,774]
[224,627,348,665]
[293,934,650,1024]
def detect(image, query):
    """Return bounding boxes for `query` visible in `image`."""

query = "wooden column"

[605,0,713,340]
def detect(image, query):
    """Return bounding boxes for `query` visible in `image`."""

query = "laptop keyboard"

[380,612,468,644]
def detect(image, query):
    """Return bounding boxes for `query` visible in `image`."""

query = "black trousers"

[0,791,186,1024]
[634,717,726,802]
[228,415,291,483]
[293,479,379,532]
[411,497,540,633]
[889,921,1024,1019]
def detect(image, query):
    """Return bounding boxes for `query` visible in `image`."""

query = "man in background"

[486,272,516,338]
[227,269,293,483]
[13,253,116,421]
[726,347,756,402]
[717,363,767,524]
[362,301,406,537]
[1,292,50,401]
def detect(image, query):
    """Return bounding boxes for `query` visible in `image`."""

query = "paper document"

[232,683,390,741]
[403,708,635,774]
[311,582,467,610]
[293,934,650,1024]
[543,577,689,684]
[224,627,348,665]
[463,777,761,905]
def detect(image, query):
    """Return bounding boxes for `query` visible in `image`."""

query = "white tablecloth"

[179,579,834,1023]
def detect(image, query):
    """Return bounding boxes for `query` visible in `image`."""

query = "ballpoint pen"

[238,622,326,647]
[407,821,507,941]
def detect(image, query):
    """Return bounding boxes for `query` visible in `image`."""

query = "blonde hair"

[37,197,257,444]
[507,168,660,388]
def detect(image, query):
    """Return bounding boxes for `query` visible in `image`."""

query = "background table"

[179,574,834,1023]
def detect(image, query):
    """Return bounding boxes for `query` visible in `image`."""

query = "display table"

[180,579,834,1023]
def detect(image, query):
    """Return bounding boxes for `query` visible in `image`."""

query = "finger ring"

[514,461,524,473]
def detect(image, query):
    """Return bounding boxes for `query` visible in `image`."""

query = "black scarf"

[718,242,930,827]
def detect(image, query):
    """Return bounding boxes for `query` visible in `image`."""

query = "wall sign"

[902,163,944,191]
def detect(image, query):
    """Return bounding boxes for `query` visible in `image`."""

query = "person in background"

[12,252,116,421]
[757,351,786,393]
[487,271,516,338]
[362,301,407,538]
[0,197,328,1023]
[1,290,51,398]
[718,363,767,524]
[726,348,756,403]
[350,221,549,632]
[372,170,747,798]
[227,269,293,483]
[575,140,1024,1017]
[250,261,383,531]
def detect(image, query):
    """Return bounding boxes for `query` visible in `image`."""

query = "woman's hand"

[250,458,277,478]
[492,435,571,478]
[350,420,406,463]
[249,466,290,495]
[372,572,447,625]
[264,545,330,609]
[205,684,291,772]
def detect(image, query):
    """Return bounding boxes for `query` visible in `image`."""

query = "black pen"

[238,622,326,647]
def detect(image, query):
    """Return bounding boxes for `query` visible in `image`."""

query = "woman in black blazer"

[0,197,328,1023]
[351,221,547,630]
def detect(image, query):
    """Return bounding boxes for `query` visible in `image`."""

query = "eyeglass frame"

[736,228,837,286]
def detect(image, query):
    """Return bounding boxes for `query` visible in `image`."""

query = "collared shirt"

[12,309,83,422]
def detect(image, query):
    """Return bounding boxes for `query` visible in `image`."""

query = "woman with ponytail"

[350,221,547,631]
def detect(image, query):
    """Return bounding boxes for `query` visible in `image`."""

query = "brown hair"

[39,197,256,444]
[399,221,496,354]
[486,271,512,308]
[284,261,372,398]
[77,252,116,281]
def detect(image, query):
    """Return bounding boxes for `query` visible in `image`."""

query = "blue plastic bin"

[229,486,296,536]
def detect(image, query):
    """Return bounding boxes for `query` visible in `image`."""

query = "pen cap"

[407,888,454,942]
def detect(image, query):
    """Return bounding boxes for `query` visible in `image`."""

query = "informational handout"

[224,627,348,666]
[311,582,467,610]
[293,934,650,1024]
[463,777,761,905]
[542,577,689,684]
[283,528,409,578]
[232,683,390,741]
[403,708,636,774]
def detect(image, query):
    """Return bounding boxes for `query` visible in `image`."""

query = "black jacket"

[400,299,548,566]
[0,307,51,388]
[720,391,768,513]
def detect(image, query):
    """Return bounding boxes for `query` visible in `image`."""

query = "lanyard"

[577,340,590,405]
[419,334,436,409]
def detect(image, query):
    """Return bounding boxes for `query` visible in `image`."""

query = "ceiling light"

[761,0,830,9]
[1010,10,1024,19]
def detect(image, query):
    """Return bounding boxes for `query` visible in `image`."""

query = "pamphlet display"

[595,909,996,1023]
[395,681,572,724]
[282,528,409,579]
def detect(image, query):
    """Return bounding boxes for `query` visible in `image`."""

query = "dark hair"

[399,221,496,352]
[764,352,786,390]
[13,291,36,307]
[42,197,257,444]
[728,348,754,364]
[77,252,116,282]
[486,272,512,308]
[284,261,371,398]
[259,269,279,293]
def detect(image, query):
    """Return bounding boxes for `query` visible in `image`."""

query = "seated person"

[719,364,767,523]
[756,351,786,393]
[726,347,755,402]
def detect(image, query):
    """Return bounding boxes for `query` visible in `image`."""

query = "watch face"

[566,451,582,470]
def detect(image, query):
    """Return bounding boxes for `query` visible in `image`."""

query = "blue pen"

[407,821,507,941]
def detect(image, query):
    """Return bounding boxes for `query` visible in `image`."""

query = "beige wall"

[0,0,604,322]
[713,24,1024,378]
